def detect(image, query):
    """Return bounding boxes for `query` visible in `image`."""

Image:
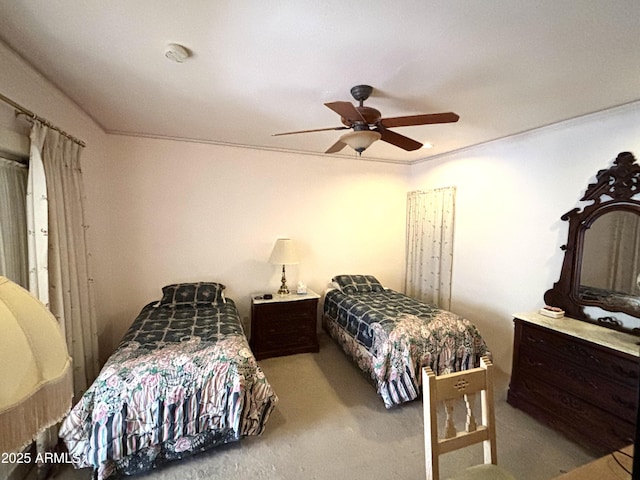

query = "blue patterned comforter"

[59,300,277,480]
[323,289,489,408]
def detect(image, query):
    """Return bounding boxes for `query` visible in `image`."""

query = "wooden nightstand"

[250,289,320,360]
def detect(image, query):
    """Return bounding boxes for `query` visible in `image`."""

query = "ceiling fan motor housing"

[350,85,373,104]
[340,106,381,127]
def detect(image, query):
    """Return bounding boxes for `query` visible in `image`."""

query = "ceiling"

[0,1,639,164]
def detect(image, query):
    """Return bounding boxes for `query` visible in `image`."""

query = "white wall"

[96,135,409,357]
[410,101,640,372]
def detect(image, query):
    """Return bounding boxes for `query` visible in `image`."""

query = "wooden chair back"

[423,356,512,480]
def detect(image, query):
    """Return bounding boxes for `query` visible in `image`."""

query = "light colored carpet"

[56,333,595,480]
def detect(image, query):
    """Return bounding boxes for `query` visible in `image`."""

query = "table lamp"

[269,238,299,295]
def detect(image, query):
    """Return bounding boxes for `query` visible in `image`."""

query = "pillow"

[332,275,385,295]
[159,282,226,306]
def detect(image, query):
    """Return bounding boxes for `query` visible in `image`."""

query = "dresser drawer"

[518,344,637,420]
[514,375,634,452]
[518,322,639,388]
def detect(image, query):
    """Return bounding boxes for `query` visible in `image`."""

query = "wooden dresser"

[508,312,640,454]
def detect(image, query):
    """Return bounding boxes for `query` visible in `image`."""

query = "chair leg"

[481,356,498,465]
[423,367,440,480]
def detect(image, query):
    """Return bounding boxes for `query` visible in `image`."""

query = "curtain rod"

[0,91,86,147]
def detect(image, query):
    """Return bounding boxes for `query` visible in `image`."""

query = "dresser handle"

[525,334,545,345]
[558,393,584,411]
[611,364,639,381]
[565,344,601,364]
[524,357,544,368]
[612,394,636,411]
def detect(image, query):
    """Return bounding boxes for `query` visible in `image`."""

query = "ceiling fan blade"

[325,139,347,154]
[375,127,423,151]
[324,101,365,123]
[273,125,349,136]
[380,112,459,128]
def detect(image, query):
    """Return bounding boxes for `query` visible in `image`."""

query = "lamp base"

[277,265,290,295]
[277,285,290,295]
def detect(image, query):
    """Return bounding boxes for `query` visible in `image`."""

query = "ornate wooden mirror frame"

[544,151,640,335]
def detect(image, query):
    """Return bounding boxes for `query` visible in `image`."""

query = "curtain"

[0,157,28,287]
[36,127,100,397]
[23,121,98,472]
[405,187,456,310]
[27,122,54,474]
[27,123,49,306]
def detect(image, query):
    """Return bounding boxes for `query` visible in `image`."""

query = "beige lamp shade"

[269,238,299,265]
[0,276,73,453]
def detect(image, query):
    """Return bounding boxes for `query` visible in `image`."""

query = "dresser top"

[514,312,640,357]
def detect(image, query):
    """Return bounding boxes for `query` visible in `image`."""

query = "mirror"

[579,210,640,316]
[545,151,640,335]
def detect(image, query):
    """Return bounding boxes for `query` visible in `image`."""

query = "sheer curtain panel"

[0,157,28,287]
[405,187,456,310]
[27,123,49,306]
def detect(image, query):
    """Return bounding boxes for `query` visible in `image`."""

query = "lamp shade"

[340,130,381,154]
[269,238,299,265]
[0,276,73,453]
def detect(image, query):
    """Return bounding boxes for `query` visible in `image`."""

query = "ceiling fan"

[273,85,459,155]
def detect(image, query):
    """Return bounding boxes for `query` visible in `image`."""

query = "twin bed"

[59,276,489,478]
[59,282,277,480]
[322,275,489,408]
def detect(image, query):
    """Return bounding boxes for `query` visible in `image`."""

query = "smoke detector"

[164,43,190,63]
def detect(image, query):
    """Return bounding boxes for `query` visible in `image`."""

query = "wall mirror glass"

[580,210,640,315]
[544,151,640,335]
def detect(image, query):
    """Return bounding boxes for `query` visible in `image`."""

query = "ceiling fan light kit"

[274,85,459,156]
[340,130,381,155]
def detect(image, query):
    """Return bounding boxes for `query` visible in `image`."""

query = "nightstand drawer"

[257,300,315,321]
[261,327,316,350]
